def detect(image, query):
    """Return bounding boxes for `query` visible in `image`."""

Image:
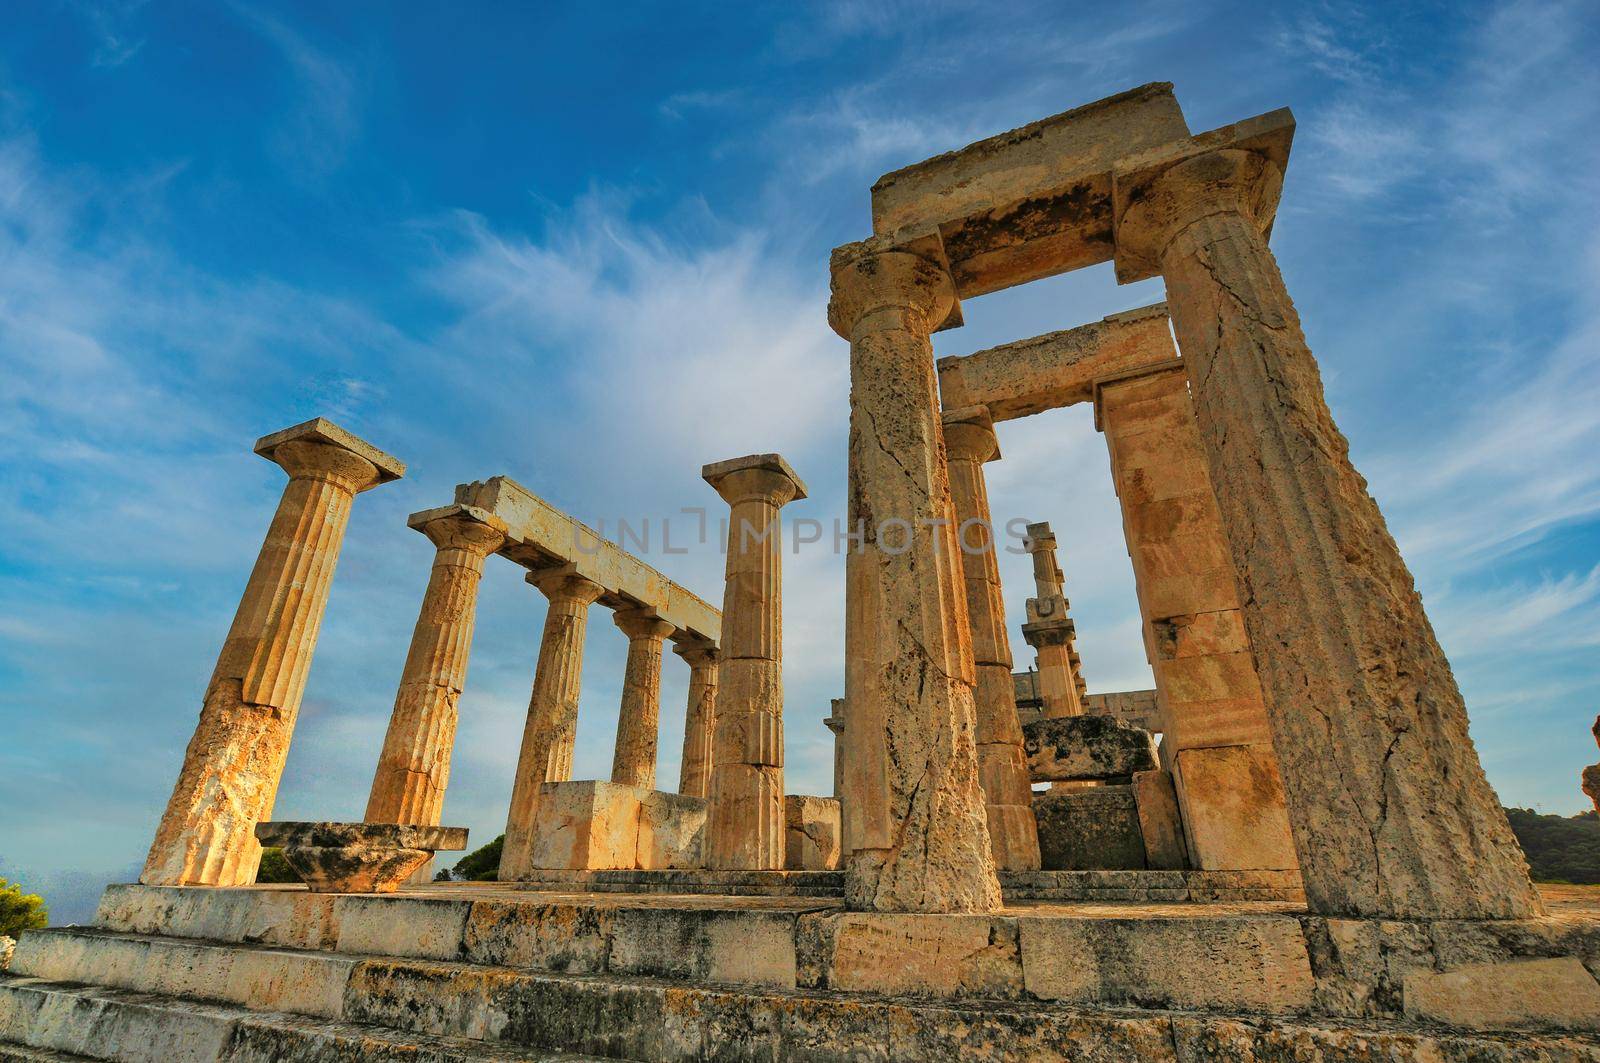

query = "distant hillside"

[1506,807,1600,884]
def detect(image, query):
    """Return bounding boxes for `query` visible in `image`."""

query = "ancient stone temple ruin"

[4,82,1599,1061]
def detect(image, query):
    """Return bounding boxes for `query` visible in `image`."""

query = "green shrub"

[448,834,504,881]
[0,878,48,937]
[255,847,303,884]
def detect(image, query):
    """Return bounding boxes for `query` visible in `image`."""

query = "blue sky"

[2,0,1597,922]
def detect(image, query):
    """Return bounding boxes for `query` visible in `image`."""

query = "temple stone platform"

[3,883,1600,1061]
[499,867,1305,902]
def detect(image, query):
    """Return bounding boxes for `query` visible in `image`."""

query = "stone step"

[84,886,1319,1011]
[495,867,1305,903]
[0,1043,99,1063]
[1,951,1582,1062]
[0,976,613,1063]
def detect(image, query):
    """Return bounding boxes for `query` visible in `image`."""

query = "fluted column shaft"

[500,571,604,880]
[1022,525,1085,719]
[944,409,1039,871]
[828,242,1001,913]
[703,456,805,870]
[1120,147,1541,919]
[365,508,506,829]
[612,609,675,790]
[675,642,719,798]
[143,434,393,886]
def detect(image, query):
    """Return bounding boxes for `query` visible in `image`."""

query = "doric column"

[1020,523,1086,718]
[500,568,605,880]
[828,238,1000,913]
[675,640,719,798]
[611,608,675,790]
[1096,363,1295,871]
[823,699,846,800]
[703,453,807,870]
[142,419,402,886]
[365,505,507,833]
[1114,145,1541,919]
[943,405,1040,871]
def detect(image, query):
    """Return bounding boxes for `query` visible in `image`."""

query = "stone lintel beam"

[1110,107,1295,285]
[451,476,720,647]
[870,83,1190,297]
[938,304,1176,422]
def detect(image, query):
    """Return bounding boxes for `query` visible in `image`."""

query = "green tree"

[447,834,504,881]
[1505,807,1600,884]
[255,848,303,884]
[0,878,48,937]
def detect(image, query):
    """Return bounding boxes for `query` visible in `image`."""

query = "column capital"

[528,566,605,606]
[614,607,675,642]
[1112,109,1293,284]
[254,418,405,493]
[940,404,1000,464]
[409,504,509,557]
[1022,522,1057,555]
[827,235,958,340]
[672,639,720,669]
[702,453,809,507]
[1022,615,1076,648]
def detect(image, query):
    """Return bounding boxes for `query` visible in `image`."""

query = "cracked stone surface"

[142,425,399,888]
[365,508,506,845]
[829,240,1001,913]
[1117,145,1541,919]
[500,572,605,881]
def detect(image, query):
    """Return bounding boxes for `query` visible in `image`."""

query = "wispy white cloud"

[227,2,363,179]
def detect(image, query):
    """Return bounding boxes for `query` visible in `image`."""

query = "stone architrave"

[1021,524,1086,718]
[611,608,676,791]
[1113,134,1542,919]
[702,453,807,870]
[1096,363,1296,871]
[365,505,507,834]
[142,418,403,887]
[674,640,719,799]
[828,237,1001,913]
[942,405,1040,871]
[500,568,605,881]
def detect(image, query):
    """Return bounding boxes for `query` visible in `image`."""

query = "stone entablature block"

[1023,716,1158,782]
[449,476,721,647]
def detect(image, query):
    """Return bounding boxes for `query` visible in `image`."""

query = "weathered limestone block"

[1034,786,1145,871]
[0,936,12,972]
[784,796,841,871]
[528,780,643,870]
[1173,745,1298,871]
[1018,912,1315,1013]
[143,418,403,888]
[823,913,1024,998]
[366,505,507,851]
[253,822,467,894]
[1133,769,1189,870]
[703,453,805,871]
[1114,126,1541,919]
[611,609,675,791]
[870,83,1189,296]
[500,569,605,881]
[937,304,1175,421]
[829,238,1000,913]
[638,790,708,869]
[1023,715,1158,782]
[528,781,706,871]
[1403,957,1600,1031]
